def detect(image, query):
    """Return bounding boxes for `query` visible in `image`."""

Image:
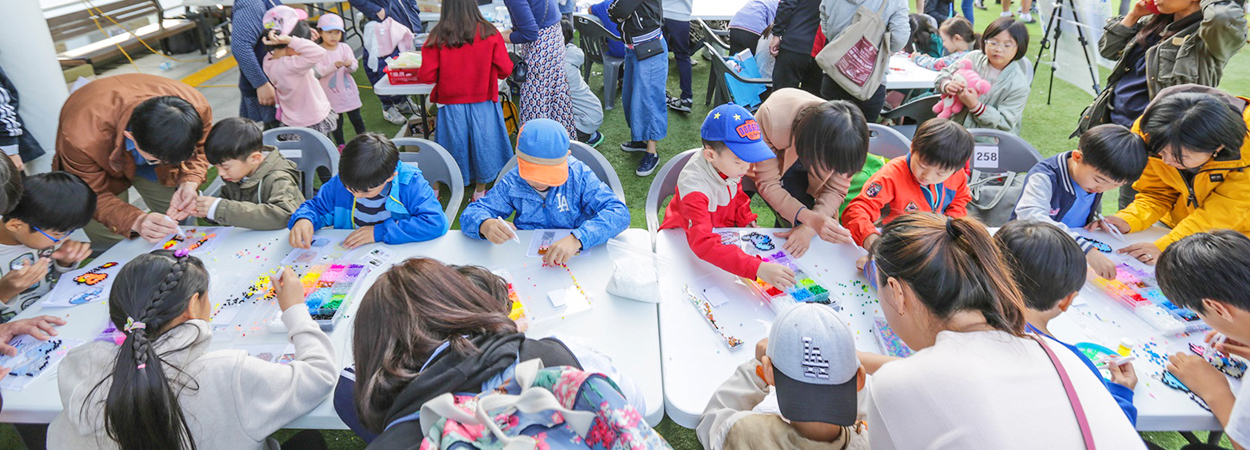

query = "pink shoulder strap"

[1029,333,1096,450]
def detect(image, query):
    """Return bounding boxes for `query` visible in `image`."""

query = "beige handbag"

[814,0,892,101]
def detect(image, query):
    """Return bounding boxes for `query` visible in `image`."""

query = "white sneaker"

[382,106,406,125]
[1001,11,1013,16]
[1021,12,1035,22]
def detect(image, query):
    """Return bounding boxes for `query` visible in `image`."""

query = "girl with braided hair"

[49,250,337,450]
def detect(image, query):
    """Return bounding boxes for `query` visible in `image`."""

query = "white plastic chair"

[392,138,466,222]
[262,127,340,200]
[867,123,912,160]
[644,149,698,249]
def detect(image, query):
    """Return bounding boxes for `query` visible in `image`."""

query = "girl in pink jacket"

[262,6,336,136]
[316,13,366,147]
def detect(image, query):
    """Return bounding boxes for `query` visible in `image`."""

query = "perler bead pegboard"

[874,317,914,358]
[1190,343,1247,379]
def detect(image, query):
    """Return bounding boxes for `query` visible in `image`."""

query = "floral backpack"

[415,359,671,450]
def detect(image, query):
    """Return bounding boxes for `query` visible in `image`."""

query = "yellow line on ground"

[181,56,237,87]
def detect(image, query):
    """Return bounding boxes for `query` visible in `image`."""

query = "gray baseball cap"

[766,303,860,425]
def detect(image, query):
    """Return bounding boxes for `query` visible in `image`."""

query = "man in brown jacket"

[53,74,212,249]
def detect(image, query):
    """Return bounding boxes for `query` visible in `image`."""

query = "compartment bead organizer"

[743,250,835,314]
[1092,262,1207,335]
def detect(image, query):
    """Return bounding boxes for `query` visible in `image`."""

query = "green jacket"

[214,147,304,230]
[934,51,1033,135]
[1075,0,1246,135]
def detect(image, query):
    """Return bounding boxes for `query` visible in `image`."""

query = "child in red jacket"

[660,104,796,289]
[418,0,514,201]
[842,118,974,250]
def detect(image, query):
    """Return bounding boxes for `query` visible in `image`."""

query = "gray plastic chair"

[879,94,940,139]
[496,141,627,204]
[699,19,731,106]
[644,149,698,249]
[703,42,772,111]
[574,14,625,110]
[867,123,912,160]
[262,127,340,200]
[966,128,1044,173]
[392,138,466,222]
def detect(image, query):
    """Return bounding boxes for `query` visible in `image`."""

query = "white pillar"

[0,0,69,174]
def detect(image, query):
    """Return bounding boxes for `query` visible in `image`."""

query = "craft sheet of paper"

[0,335,83,390]
[41,261,123,308]
[151,226,234,255]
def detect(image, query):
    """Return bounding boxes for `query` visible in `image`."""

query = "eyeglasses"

[985,39,1017,50]
[30,225,72,243]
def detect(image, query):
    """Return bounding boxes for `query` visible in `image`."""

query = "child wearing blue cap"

[659,104,795,289]
[459,119,630,266]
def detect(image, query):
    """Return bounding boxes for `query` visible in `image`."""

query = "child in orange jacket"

[842,118,974,250]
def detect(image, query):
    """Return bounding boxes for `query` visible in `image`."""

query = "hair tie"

[174,248,191,258]
[136,364,147,370]
[123,317,147,333]
[945,218,962,239]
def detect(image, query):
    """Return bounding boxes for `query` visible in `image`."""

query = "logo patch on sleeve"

[904,201,919,212]
[865,182,883,198]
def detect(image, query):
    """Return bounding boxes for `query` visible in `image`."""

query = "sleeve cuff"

[207,198,222,221]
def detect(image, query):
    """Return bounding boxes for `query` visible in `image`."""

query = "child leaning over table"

[0,172,94,321]
[697,303,869,450]
[193,117,305,230]
[1159,231,1250,449]
[1010,124,1147,279]
[459,119,630,266]
[994,220,1139,425]
[841,118,973,252]
[658,103,796,290]
[288,133,449,250]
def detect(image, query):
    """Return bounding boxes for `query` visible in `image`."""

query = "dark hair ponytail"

[941,17,979,50]
[872,213,1027,335]
[88,250,209,450]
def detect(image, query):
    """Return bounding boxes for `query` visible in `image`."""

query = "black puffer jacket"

[608,0,663,45]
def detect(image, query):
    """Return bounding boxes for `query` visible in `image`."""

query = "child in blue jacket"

[288,133,448,249]
[995,220,1138,425]
[460,119,629,266]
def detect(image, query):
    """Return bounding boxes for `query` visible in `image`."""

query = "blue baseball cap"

[516,119,571,186]
[700,103,774,163]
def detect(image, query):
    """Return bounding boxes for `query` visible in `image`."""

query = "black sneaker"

[668,97,693,113]
[621,141,648,152]
[636,153,659,176]
[586,131,606,148]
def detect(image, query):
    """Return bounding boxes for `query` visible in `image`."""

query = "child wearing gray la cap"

[697,303,869,450]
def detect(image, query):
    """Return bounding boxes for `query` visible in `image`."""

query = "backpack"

[814,0,892,101]
[413,359,672,450]
[966,170,1026,227]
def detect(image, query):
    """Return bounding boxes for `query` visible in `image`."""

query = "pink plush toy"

[933,59,992,119]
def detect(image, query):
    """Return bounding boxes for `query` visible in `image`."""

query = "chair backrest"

[880,94,940,126]
[697,19,730,52]
[867,123,912,160]
[966,129,1044,173]
[703,42,735,106]
[392,138,466,222]
[495,141,627,204]
[262,127,340,200]
[574,15,620,67]
[645,149,698,249]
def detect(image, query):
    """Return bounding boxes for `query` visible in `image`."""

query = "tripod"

[1033,0,1101,104]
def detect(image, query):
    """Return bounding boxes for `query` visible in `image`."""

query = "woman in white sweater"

[863,213,1144,450]
[49,250,337,450]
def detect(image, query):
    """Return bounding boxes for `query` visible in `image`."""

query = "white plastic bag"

[604,238,667,303]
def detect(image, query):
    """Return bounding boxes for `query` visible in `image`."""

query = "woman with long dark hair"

[49,251,336,449]
[863,213,1143,448]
